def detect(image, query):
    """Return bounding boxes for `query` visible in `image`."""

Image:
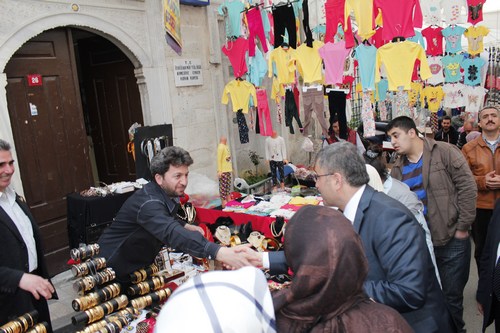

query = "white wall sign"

[173,59,203,87]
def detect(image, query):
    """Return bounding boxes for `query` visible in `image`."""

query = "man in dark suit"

[477,199,500,332]
[252,142,455,333]
[0,139,56,328]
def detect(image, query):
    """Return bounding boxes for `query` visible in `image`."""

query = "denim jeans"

[434,236,471,333]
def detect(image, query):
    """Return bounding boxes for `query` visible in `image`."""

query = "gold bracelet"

[230,235,241,247]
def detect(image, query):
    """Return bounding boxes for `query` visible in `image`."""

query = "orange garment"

[375,41,432,91]
[221,80,257,113]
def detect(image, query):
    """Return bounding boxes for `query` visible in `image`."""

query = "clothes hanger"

[391,36,405,43]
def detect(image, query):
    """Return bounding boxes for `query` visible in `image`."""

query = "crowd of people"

[1,105,500,333]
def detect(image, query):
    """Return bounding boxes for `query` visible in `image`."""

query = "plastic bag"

[301,137,314,152]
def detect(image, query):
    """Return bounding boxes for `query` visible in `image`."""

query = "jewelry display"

[264,237,281,251]
[247,231,266,251]
[70,244,100,261]
[73,268,116,295]
[229,235,241,247]
[71,258,107,278]
[214,226,231,246]
[135,322,149,333]
[0,311,38,333]
[270,216,286,238]
[71,295,128,325]
[24,322,47,333]
[129,264,159,284]
[130,289,171,310]
[72,283,121,312]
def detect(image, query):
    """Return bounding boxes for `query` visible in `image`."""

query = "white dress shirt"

[0,187,38,272]
[262,185,366,268]
[343,185,366,224]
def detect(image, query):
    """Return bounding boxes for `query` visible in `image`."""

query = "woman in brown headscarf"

[272,205,413,333]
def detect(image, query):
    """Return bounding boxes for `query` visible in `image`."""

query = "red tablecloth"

[195,207,275,238]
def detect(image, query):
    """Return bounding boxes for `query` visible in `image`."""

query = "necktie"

[494,257,500,301]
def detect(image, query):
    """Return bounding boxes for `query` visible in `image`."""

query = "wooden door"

[76,35,144,184]
[5,28,94,275]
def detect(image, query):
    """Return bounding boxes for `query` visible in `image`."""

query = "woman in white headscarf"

[155,266,276,333]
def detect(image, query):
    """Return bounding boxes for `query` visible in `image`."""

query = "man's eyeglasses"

[312,173,334,182]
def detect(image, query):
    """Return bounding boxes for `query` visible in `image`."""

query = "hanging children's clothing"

[245,6,269,56]
[301,88,329,136]
[292,40,324,84]
[319,41,351,85]
[222,37,249,77]
[373,0,423,41]
[302,0,313,47]
[421,85,445,113]
[442,0,467,25]
[218,0,246,37]
[421,26,444,56]
[246,47,268,86]
[361,91,376,137]
[376,40,432,91]
[408,82,423,107]
[378,100,389,121]
[221,79,258,114]
[355,43,377,91]
[467,0,486,25]
[441,25,466,54]
[371,26,389,48]
[407,29,426,47]
[461,56,486,86]
[391,87,411,118]
[345,0,378,40]
[464,85,487,115]
[272,4,297,48]
[420,0,442,26]
[284,89,303,134]
[376,79,389,101]
[442,83,466,108]
[324,0,354,47]
[256,88,273,136]
[442,54,464,83]
[236,110,250,144]
[268,46,297,85]
[425,56,445,85]
[464,25,489,56]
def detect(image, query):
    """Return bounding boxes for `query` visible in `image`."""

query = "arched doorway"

[4,27,144,275]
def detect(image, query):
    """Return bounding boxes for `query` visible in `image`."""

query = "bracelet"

[264,238,281,251]
[230,235,241,247]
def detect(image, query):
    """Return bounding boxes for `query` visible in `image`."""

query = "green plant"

[242,169,268,185]
[248,150,263,175]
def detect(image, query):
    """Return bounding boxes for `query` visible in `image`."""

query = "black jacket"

[0,193,56,328]
[434,127,459,145]
[98,182,220,281]
[477,199,500,332]
[270,186,455,333]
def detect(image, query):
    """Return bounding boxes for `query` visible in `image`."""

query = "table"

[195,207,275,238]
[67,191,134,248]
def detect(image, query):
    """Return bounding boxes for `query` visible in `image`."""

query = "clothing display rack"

[133,124,173,181]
